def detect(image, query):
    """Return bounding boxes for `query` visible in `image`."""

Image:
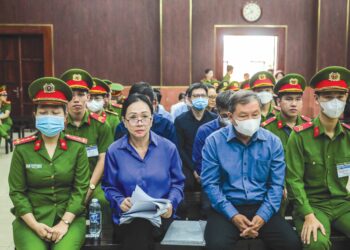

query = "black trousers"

[113,218,173,250]
[205,205,301,250]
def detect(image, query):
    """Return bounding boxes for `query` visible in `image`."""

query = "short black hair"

[204,83,215,90]
[128,82,155,103]
[204,68,213,74]
[178,92,185,101]
[216,90,234,111]
[188,82,208,97]
[153,88,162,103]
[121,93,154,118]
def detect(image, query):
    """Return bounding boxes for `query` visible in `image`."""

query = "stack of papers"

[120,185,171,227]
[161,220,207,246]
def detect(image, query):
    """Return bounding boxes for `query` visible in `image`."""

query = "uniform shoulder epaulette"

[261,116,276,127]
[342,123,350,130]
[90,112,106,123]
[65,134,88,144]
[301,115,311,122]
[105,109,119,116]
[112,103,122,109]
[13,135,37,146]
[293,121,313,133]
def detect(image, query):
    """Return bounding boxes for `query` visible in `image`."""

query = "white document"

[120,185,171,227]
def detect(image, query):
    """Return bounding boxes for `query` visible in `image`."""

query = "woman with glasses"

[0,85,12,140]
[102,93,185,250]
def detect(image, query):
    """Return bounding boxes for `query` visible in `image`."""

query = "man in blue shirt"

[114,82,177,146]
[201,90,300,250]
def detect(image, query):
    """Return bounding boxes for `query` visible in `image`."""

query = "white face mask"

[221,117,231,126]
[87,100,104,113]
[320,98,346,119]
[234,117,261,137]
[256,91,273,104]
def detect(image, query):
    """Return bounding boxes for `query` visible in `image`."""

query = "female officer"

[8,77,90,250]
[102,93,185,250]
[0,85,12,140]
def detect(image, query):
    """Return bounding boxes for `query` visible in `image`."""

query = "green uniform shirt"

[222,73,231,82]
[8,132,90,226]
[108,103,122,118]
[261,103,279,123]
[263,113,310,152]
[286,116,350,217]
[0,102,13,126]
[65,111,113,173]
[104,110,120,136]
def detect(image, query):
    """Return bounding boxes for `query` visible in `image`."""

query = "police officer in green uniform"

[0,85,12,140]
[286,66,350,250]
[87,77,120,135]
[222,65,234,83]
[250,71,279,122]
[107,82,124,117]
[217,81,229,93]
[225,81,240,92]
[9,77,90,250]
[240,79,250,90]
[60,69,113,211]
[262,73,311,216]
[262,73,311,152]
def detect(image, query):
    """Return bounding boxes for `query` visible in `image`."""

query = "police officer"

[262,73,311,152]
[87,78,120,135]
[60,69,113,208]
[250,71,279,122]
[107,82,124,117]
[262,73,311,216]
[0,85,12,140]
[9,77,90,250]
[286,66,350,250]
[240,79,250,90]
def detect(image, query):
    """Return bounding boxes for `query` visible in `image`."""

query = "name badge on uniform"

[86,145,99,158]
[26,164,42,169]
[336,163,350,178]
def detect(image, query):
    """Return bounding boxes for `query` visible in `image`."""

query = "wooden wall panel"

[162,0,191,86]
[192,0,318,83]
[0,0,160,84]
[317,0,348,70]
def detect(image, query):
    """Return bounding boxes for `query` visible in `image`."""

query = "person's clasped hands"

[232,214,265,239]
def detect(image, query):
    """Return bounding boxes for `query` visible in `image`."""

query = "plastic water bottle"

[89,198,102,238]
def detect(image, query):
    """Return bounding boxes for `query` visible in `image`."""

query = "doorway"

[0,25,53,128]
[223,35,278,81]
[215,26,286,81]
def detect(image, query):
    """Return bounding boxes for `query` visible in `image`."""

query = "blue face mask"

[192,97,208,110]
[35,115,65,137]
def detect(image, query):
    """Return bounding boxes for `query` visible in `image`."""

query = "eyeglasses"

[0,94,7,97]
[125,116,152,126]
[191,94,208,99]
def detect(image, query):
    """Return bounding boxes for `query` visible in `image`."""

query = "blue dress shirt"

[157,105,173,122]
[192,117,222,175]
[102,131,185,224]
[114,113,178,146]
[201,125,285,223]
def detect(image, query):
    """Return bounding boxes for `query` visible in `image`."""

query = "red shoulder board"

[261,116,276,127]
[13,135,37,146]
[65,134,88,144]
[293,121,313,133]
[342,123,350,130]
[112,103,122,109]
[90,112,106,123]
[301,115,311,122]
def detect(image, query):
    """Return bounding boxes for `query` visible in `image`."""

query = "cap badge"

[329,72,340,81]
[72,74,82,81]
[43,83,55,93]
[92,81,97,88]
[258,74,266,80]
[289,78,298,85]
